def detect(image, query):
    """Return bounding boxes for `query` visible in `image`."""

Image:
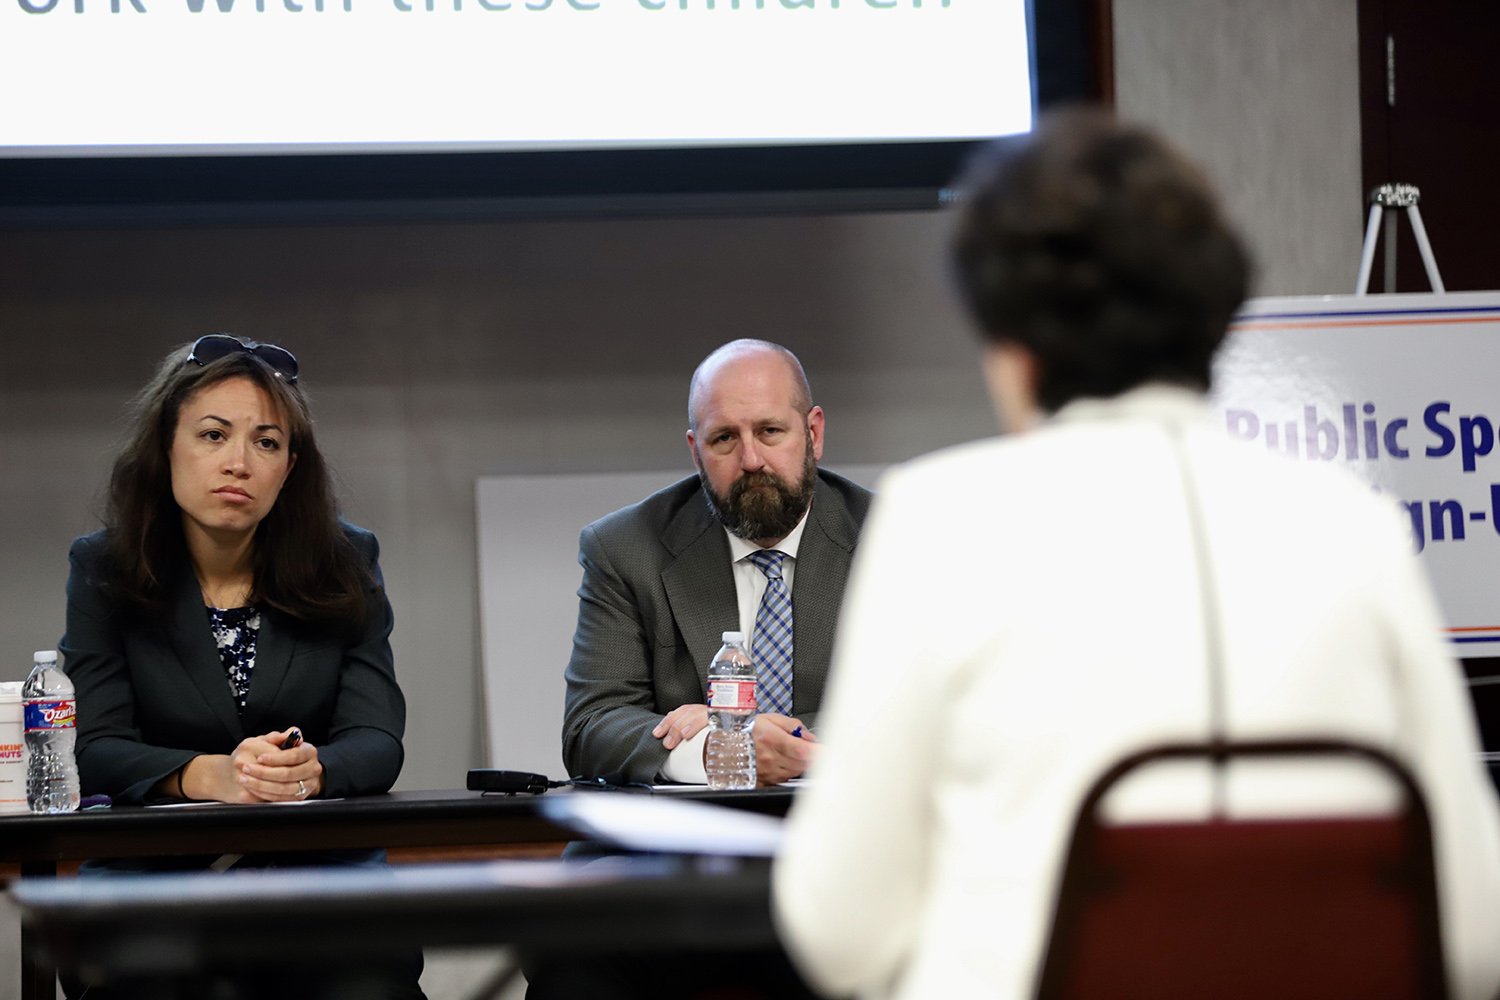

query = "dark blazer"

[561,468,873,782]
[60,525,407,805]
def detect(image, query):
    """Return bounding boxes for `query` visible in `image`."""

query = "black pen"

[280,728,303,751]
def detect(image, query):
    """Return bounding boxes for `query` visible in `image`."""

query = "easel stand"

[1356,182,1445,295]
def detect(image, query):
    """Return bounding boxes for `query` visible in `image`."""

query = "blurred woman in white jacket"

[773,109,1500,1000]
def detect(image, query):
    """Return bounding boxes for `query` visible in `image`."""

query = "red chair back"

[1035,740,1448,1000]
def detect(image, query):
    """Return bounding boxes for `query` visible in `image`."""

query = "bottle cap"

[33,650,58,664]
[721,631,744,644]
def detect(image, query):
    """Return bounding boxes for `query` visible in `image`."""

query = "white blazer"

[774,386,1500,1000]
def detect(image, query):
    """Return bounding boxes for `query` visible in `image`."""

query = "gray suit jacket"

[561,469,873,782]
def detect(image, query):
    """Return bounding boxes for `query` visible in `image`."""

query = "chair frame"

[1034,738,1449,1000]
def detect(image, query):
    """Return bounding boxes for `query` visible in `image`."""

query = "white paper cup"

[0,682,25,814]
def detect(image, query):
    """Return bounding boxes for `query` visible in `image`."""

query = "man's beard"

[700,440,817,543]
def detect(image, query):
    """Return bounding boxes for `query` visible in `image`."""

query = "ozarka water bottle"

[705,630,757,790]
[24,650,79,813]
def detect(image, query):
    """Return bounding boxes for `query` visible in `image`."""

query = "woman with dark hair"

[58,334,422,997]
[774,110,1500,1000]
[62,334,405,806]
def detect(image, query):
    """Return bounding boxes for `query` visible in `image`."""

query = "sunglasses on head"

[185,334,300,385]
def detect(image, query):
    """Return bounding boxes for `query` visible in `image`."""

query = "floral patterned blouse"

[207,605,261,714]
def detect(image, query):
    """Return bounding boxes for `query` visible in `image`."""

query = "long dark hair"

[101,338,373,627]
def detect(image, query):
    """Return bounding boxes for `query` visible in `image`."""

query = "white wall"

[0,0,1361,792]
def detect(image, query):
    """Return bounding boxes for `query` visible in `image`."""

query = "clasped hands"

[653,704,818,786]
[178,727,325,804]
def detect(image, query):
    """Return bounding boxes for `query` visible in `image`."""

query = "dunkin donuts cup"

[0,682,25,814]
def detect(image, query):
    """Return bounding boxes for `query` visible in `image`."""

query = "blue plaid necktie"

[747,549,794,716]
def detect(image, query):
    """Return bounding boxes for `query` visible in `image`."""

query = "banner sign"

[1213,291,1500,650]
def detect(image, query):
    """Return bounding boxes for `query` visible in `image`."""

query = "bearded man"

[560,339,873,785]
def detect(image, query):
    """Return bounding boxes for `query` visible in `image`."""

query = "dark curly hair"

[101,337,372,627]
[952,108,1251,412]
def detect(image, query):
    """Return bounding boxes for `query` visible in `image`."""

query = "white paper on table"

[540,794,783,857]
[649,778,810,792]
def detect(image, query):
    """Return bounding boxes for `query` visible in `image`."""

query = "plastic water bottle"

[705,630,757,790]
[24,650,79,814]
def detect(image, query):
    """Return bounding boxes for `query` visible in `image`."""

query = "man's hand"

[653,704,709,750]
[753,714,818,786]
[655,707,818,784]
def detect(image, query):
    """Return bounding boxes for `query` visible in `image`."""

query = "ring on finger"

[297,779,308,798]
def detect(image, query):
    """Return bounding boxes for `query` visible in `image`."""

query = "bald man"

[561,339,873,785]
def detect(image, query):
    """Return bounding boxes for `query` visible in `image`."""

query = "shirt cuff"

[662,728,709,784]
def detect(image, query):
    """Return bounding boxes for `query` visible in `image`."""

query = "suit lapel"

[661,474,861,712]
[242,611,294,728]
[661,499,739,695]
[789,477,859,714]
[168,571,244,741]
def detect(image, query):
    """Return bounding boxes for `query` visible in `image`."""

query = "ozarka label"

[24,699,76,732]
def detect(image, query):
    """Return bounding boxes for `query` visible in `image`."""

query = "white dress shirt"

[662,509,809,783]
